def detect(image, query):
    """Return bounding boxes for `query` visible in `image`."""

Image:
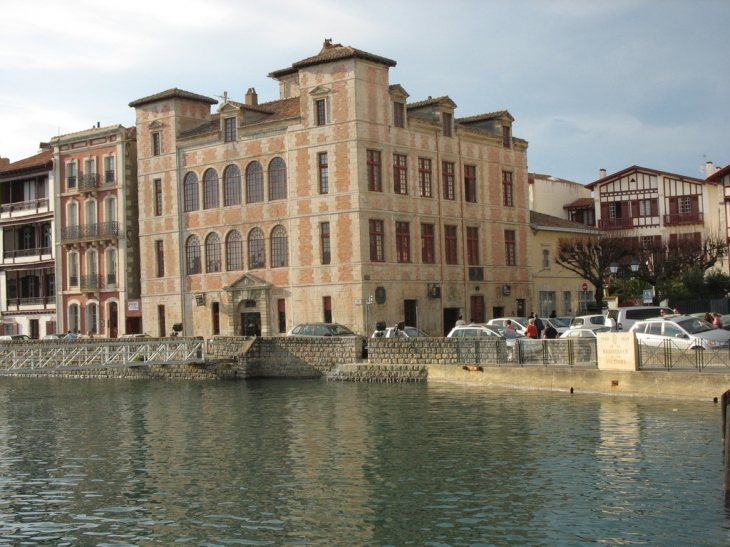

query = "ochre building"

[129,41,532,338]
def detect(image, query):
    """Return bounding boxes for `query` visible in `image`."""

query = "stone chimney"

[706,161,715,178]
[599,168,607,179]
[245,88,258,106]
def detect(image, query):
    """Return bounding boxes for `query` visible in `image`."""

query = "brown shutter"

[668,197,678,215]
[631,200,639,218]
[651,199,659,217]
[690,195,699,213]
[600,202,609,219]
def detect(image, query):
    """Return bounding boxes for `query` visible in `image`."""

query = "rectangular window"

[369,220,385,262]
[396,222,410,263]
[67,163,77,189]
[638,199,652,216]
[502,125,511,148]
[442,112,452,137]
[464,165,477,203]
[321,222,331,265]
[315,99,326,126]
[224,117,236,142]
[104,156,115,184]
[542,246,550,269]
[367,150,382,192]
[502,171,513,207]
[678,196,692,214]
[156,240,164,277]
[418,158,432,197]
[442,161,455,200]
[505,229,516,266]
[393,102,405,128]
[318,152,329,194]
[323,296,332,323]
[158,305,166,338]
[278,299,286,334]
[466,227,479,265]
[445,225,458,265]
[421,223,435,264]
[394,154,408,194]
[154,179,163,216]
[152,132,161,156]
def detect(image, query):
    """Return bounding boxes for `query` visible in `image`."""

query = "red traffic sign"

[582,283,588,291]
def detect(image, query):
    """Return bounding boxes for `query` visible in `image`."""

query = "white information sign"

[643,289,653,304]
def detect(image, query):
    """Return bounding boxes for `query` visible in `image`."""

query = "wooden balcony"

[598,217,634,230]
[663,212,703,226]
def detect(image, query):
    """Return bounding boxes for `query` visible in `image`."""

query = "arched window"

[68,202,79,226]
[87,249,98,275]
[223,165,241,206]
[68,303,80,334]
[226,230,243,271]
[184,172,199,212]
[246,162,263,203]
[86,302,98,335]
[248,228,265,269]
[69,252,79,288]
[203,168,219,209]
[105,197,116,223]
[268,157,287,201]
[205,233,221,272]
[85,199,97,226]
[106,248,117,285]
[186,235,201,274]
[271,225,288,268]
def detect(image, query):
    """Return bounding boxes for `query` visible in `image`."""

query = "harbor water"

[0,378,726,546]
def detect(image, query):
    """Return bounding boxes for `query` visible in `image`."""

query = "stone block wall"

[367,338,463,365]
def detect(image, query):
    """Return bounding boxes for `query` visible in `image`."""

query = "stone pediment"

[218,102,239,114]
[309,85,331,96]
[148,120,164,129]
[389,84,410,100]
[223,272,271,292]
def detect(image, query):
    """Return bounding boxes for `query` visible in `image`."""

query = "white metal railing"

[0,338,206,374]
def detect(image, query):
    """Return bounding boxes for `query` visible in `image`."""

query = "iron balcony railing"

[61,221,120,242]
[0,198,50,215]
[78,173,100,191]
[81,274,102,291]
[5,296,55,309]
[3,247,52,260]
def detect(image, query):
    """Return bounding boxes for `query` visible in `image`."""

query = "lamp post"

[610,259,640,305]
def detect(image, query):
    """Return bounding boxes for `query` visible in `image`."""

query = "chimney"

[706,161,715,178]
[245,88,258,106]
[0,157,9,169]
[599,168,607,179]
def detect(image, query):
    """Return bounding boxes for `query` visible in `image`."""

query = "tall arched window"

[106,248,117,285]
[85,199,97,226]
[105,197,116,222]
[205,233,221,272]
[226,230,243,271]
[246,162,263,203]
[203,168,219,209]
[86,302,98,335]
[186,235,201,274]
[68,303,80,333]
[248,228,265,269]
[268,157,287,201]
[184,172,199,212]
[271,225,288,268]
[223,165,241,206]
[87,249,98,276]
[69,252,79,288]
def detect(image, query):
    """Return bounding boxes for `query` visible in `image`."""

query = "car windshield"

[549,318,568,327]
[330,325,355,336]
[512,318,528,327]
[403,327,428,337]
[676,318,714,334]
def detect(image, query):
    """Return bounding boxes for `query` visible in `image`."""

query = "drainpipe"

[176,144,187,336]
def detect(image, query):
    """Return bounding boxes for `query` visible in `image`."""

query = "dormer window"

[394,102,405,128]
[224,117,237,142]
[502,125,511,148]
[442,112,453,137]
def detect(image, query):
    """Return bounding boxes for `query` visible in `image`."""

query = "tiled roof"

[708,163,730,182]
[406,96,451,109]
[456,110,514,123]
[179,116,220,139]
[585,165,706,189]
[129,88,218,108]
[563,197,595,209]
[0,149,53,175]
[530,210,600,232]
[529,173,584,187]
[225,100,277,114]
[269,42,396,78]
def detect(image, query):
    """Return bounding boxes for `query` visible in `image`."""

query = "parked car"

[0,334,30,341]
[486,317,529,336]
[560,326,611,339]
[543,318,569,334]
[121,333,151,338]
[288,323,368,357]
[447,323,542,361]
[606,306,674,331]
[554,316,574,326]
[42,334,65,340]
[629,315,730,350]
[372,325,429,338]
[568,315,607,330]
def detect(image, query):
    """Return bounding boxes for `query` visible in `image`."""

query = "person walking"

[455,315,465,327]
[533,314,544,339]
[506,319,516,331]
[713,313,724,328]
[525,318,538,339]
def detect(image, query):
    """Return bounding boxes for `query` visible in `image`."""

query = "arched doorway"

[109,302,118,338]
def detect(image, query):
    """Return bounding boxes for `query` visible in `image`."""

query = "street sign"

[643,289,653,304]
[582,283,588,291]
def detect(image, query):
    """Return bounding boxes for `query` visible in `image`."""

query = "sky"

[1,0,728,184]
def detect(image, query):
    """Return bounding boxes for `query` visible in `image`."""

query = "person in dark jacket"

[543,323,558,339]
[533,314,544,338]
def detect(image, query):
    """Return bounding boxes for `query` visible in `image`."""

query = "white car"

[630,315,730,350]
[543,318,569,334]
[447,323,542,361]
[486,317,529,336]
[560,326,611,338]
[568,315,607,331]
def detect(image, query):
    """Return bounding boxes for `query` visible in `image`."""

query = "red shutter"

[668,197,678,215]
[600,202,609,219]
[690,195,699,213]
[622,201,630,218]
[651,199,659,217]
[631,200,639,218]
[669,233,678,245]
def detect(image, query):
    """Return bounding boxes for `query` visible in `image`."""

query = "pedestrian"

[704,312,713,323]
[506,319,515,330]
[549,310,557,319]
[534,314,544,338]
[673,308,680,315]
[543,323,557,339]
[64,330,76,339]
[713,313,724,328]
[526,318,538,339]
[455,315,465,327]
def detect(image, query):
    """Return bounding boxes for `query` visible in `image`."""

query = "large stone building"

[0,147,56,338]
[50,125,140,337]
[129,41,532,338]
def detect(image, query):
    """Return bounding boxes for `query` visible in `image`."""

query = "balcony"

[5,296,55,311]
[61,221,120,242]
[663,212,703,226]
[598,217,634,230]
[81,274,102,291]
[0,198,50,220]
[78,173,100,192]
[3,247,53,264]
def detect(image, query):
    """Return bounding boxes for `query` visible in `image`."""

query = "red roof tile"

[269,42,396,78]
[129,88,218,108]
[0,149,53,176]
[530,210,599,232]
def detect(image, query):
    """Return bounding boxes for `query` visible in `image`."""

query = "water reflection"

[0,378,725,546]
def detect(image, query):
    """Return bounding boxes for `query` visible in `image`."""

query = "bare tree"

[554,232,631,312]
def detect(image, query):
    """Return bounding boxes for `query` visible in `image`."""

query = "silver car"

[630,316,730,350]
[447,323,542,361]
